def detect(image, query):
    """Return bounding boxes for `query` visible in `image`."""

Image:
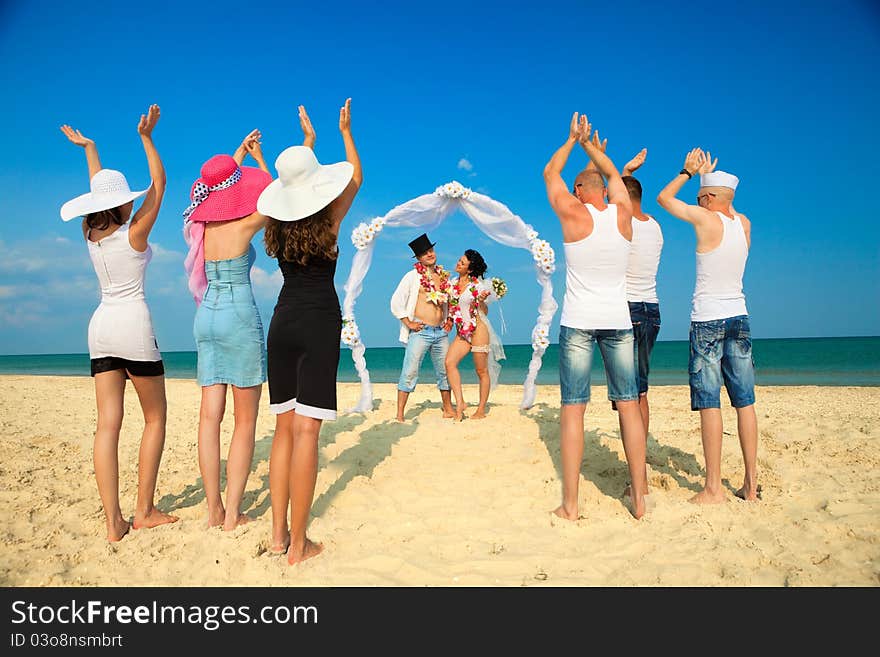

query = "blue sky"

[1,0,878,354]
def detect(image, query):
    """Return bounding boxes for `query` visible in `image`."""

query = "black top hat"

[408,233,436,258]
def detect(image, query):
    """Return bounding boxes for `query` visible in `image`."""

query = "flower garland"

[435,180,472,199]
[341,316,361,347]
[351,216,387,250]
[414,262,449,305]
[448,275,481,342]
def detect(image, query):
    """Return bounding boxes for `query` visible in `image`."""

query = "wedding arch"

[340,181,558,412]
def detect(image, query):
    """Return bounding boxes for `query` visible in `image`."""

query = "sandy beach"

[0,375,877,586]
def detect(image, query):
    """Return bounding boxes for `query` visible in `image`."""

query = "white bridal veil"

[340,181,558,412]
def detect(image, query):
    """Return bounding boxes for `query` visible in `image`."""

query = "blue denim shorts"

[559,325,639,405]
[630,301,661,394]
[397,325,450,393]
[688,315,756,410]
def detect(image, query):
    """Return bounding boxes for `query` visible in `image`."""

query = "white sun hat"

[60,169,150,222]
[257,146,354,222]
[700,170,739,191]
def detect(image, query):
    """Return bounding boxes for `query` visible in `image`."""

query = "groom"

[390,233,455,421]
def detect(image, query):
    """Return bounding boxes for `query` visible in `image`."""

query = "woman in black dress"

[258,100,362,564]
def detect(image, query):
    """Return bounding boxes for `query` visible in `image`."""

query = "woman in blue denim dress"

[183,130,273,531]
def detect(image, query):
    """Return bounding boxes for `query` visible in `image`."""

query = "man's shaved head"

[574,169,606,193]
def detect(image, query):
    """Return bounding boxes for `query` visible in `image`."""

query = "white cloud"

[457,158,473,172]
[150,242,185,262]
[250,266,283,300]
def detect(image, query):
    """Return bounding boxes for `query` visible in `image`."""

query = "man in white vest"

[390,233,455,422]
[543,113,649,520]
[657,149,759,503]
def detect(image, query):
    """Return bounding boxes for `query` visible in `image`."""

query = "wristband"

[679,168,694,179]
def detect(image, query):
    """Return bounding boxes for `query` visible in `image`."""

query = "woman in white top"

[444,249,505,421]
[59,106,177,541]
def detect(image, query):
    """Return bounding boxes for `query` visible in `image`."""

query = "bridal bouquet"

[491,277,508,299]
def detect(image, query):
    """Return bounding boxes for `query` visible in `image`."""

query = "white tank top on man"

[626,215,663,303]
[560,203,632,330]
[691,212,749,321]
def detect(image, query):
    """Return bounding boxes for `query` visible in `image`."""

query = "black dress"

[267,253,342,419]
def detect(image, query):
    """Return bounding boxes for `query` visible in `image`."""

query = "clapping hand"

[137,104,160,137]
[590,130,607,153]
[683,148,705,176]
[245,135,265,162]
[698,150,718,174]
[576,115,594,147]
[60,124,94,148]
[299,106,316,148]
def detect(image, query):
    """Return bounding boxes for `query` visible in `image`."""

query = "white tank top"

[87,223,152,303]
[626,215,663,303]
[86,223,161,361]
[691,212,749,321]
[560,203,632,330]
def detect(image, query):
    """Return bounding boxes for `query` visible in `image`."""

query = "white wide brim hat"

[60,168,150,222]
[257,146,354,222]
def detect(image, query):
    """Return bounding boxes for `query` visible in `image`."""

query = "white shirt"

[560,203,632,330]
[691,212,749,321]
[389,269,449,344]
[626,215,663,303]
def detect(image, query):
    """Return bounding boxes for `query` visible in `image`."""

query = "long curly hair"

[464,249,487,278]
[264,206,338,265]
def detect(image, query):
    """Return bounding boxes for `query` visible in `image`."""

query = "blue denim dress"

[193,244,267,387]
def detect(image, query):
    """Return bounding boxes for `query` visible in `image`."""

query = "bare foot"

[395,415,406,422]
[455,402,468,422]
[287,538,324,565]
[107,517,131,542]
[223,513,251,532]
[471,408,487,419]
[269,537,290,555]
[551,505,578,521]
[442,408,455,419]
[689,488,727,505]
[623,493,647,519]
[133,508,179,530]
[735,483,762,501]
[207,505,225,528]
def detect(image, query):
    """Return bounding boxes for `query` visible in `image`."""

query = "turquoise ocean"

[1,336,878,386]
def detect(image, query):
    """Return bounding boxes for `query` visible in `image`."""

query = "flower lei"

[414,262,449,305]
[449,275,480,342]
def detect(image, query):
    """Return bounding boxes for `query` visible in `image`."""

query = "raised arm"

[60,125,102,180]
[543,112,587,224]
[656,148,715,225]
[233,129,261,166]
[584,131,607,172]
[299,105,316,149]
[329,98,362,233]
[622,148,647,177]
[129,105,166,249]
[577,115,630,213]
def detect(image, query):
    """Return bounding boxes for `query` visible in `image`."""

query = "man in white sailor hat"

[657,149,760,504]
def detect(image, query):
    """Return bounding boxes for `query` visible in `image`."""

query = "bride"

[444,249,506,421]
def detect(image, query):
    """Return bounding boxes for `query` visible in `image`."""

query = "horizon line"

[2,334,879,358]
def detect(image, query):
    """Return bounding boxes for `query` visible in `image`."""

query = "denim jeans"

[559,325,639,404]
[688,315,756,410]
[397,325,450,393]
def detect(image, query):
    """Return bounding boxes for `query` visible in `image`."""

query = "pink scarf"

[183,221,208,304]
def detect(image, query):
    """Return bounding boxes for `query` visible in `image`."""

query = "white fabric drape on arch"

[340,181,558,412]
